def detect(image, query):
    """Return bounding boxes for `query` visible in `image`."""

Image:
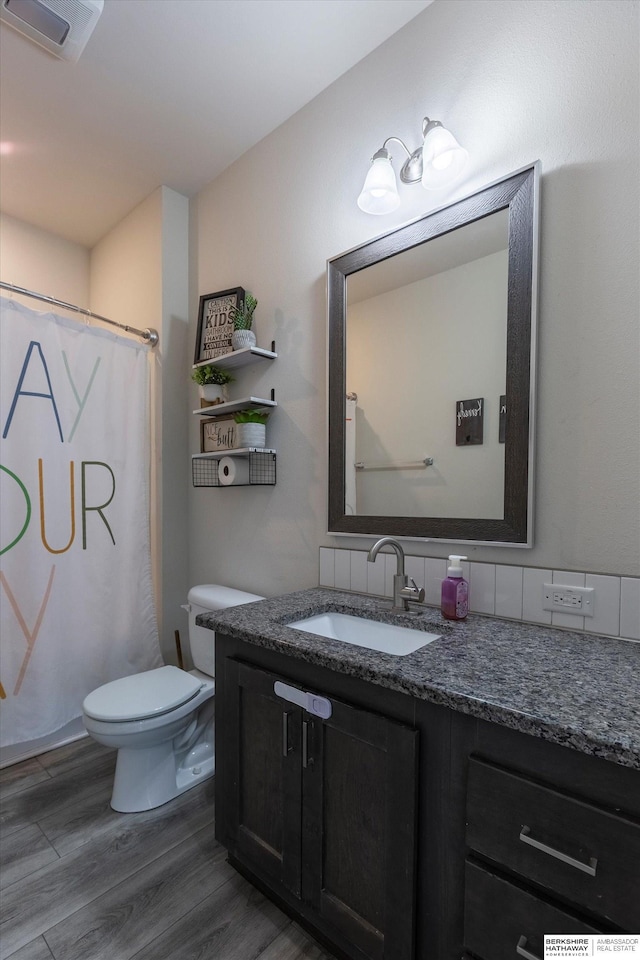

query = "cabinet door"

[223,660,302,895]
[302,696,418,960]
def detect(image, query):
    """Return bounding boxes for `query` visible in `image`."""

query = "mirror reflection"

[328,164,538,544]
[346,210,509,519]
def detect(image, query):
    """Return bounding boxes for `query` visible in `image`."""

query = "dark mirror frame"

[328,163,539,544]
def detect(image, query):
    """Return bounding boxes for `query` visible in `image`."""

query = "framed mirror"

[328,164,539,544]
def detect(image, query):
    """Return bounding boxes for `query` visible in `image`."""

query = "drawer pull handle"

[516,935,542,960]
[519,825,598,876]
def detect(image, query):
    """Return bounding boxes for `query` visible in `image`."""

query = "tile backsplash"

[319,547,640,642]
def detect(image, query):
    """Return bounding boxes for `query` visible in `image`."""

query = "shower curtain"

[0,296,162,749]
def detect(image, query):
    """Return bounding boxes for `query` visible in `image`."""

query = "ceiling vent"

[1,0,103,62]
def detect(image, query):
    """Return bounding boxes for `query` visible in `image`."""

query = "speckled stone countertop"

[198,587,640,770]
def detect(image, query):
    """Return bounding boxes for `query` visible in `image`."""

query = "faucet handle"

[400,578,425,604]
[410,578,426,603]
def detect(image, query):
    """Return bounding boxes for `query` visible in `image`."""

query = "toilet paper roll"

[218,456,250,486]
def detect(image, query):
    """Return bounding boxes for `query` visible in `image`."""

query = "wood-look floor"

[0,738,336,960]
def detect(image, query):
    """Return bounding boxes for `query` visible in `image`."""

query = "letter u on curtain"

[0,296,162,747]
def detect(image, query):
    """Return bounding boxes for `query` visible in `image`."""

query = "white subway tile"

[424,558,447,607]
[321,551,633,642]
[319,547,335,588]
[406,555,426,596]
[350,550,368,594]
[469,563,496,615]
[523,568,552,624]
[585,574,620,637]
[495,565,523,620]
[334,550,351,590]
[367,553,386,596]
[620,578,640,640]
[551,571,585,630]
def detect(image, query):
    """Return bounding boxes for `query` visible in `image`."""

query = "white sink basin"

[287,612,440,656]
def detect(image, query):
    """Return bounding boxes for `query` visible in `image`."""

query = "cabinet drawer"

[466,757,640,929]
[464,861,602,960]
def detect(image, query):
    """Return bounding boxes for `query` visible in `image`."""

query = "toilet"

[82,584,263,813]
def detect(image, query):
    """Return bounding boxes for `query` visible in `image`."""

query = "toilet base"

[111,739,214,812]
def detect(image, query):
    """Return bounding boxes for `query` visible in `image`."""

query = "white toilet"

[82,584,263,813]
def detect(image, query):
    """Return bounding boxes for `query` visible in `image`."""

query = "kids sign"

[0,298,160,746]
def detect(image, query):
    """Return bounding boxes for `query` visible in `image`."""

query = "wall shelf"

[193,396,277,417]
[192,343,277,372]
[191,340,277,487]
[192,450,276,487]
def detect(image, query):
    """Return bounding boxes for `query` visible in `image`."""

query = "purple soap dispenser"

[441,556,468,621]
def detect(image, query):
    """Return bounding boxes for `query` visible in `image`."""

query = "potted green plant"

[191,364,234,403]
[230,293,258,351]
[233,409,269,448]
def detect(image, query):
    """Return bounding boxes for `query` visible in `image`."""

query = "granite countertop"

[198,587,640,770]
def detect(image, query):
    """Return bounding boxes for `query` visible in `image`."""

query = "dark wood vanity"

[207,589,640,960]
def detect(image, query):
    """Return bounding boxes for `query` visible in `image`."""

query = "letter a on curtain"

[0,297,162,747]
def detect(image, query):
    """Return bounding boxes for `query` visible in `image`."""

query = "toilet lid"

[83,666,203,721]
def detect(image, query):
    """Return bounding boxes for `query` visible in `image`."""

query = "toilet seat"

[83,665,203,722]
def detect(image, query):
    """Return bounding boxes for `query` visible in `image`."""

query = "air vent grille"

[40,0,92,29]
[1,0,103,61]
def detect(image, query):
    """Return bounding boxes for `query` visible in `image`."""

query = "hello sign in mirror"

[327,164,539,544]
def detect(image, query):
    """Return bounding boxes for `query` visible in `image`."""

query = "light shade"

[421,123,468,190]
[357,150,400,215]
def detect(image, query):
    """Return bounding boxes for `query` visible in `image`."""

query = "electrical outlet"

[542,584,595,618]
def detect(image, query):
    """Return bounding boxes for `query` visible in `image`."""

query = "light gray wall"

[190,0,639,593]
[0,213,90,305]
[91,187,190,664]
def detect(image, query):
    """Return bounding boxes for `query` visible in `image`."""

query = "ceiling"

[0,0,432,248]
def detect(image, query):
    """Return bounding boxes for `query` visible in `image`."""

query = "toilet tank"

[187,584,264,676]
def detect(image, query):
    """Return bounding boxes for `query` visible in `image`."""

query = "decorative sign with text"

[456,398,484,446]
[200,416,237,453]
[194,287,245,363]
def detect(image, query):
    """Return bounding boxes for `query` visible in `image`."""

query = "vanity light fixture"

[357,117,468,215]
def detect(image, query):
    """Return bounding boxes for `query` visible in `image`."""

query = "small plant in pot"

[191,365,235,403]
[230,293,258,350]
[233,409,269,448]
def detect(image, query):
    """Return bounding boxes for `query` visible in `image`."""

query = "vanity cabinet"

[216,643,419,960]
[214,630,640,960]
[460,721,640,959]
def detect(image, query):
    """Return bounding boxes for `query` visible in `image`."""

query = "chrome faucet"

[367,537,425,613]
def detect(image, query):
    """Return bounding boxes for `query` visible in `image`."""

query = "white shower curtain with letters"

[0,296,162,747]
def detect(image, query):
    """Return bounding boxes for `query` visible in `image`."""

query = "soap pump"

[441,556,468,621]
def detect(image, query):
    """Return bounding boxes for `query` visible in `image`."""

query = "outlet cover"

[542,584,595,618]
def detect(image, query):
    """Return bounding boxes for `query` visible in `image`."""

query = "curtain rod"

[0,281,159,347]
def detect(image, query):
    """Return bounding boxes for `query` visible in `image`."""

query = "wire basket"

[192,451,276,487]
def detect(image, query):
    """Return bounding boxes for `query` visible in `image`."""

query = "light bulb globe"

[421,125,468,190]
[357,154,400,215]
